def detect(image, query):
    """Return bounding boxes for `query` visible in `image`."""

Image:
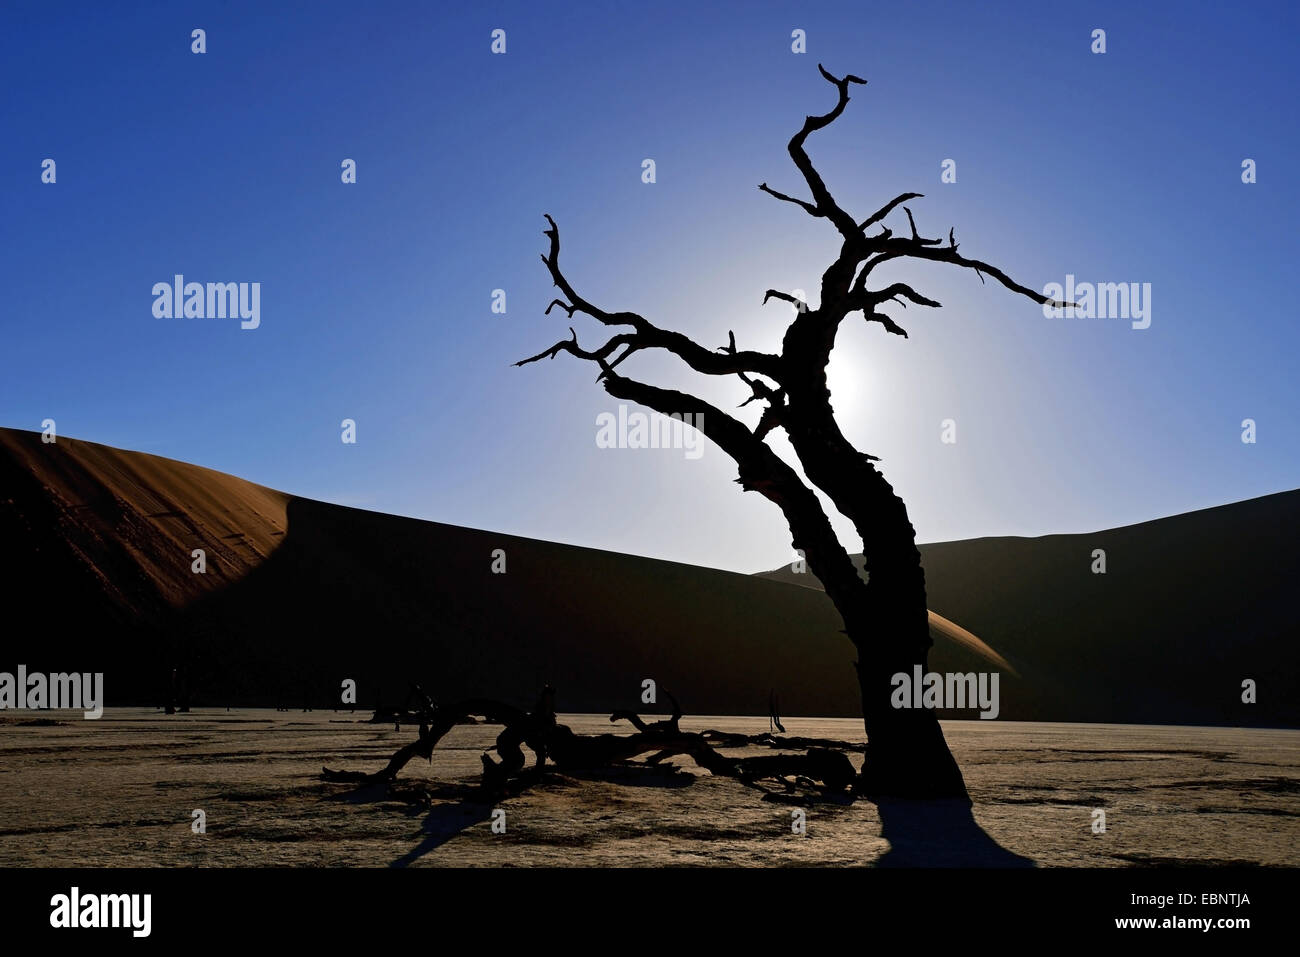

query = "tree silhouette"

[517,66,1072,799]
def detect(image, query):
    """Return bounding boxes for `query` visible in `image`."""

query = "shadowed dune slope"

[759,491,1300,727]
[1,427,1294,725]
[0,428,856,716]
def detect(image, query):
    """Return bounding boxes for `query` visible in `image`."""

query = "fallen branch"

[322,686,857,799]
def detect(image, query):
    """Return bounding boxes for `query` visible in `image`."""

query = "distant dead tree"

[517,66,1072,799]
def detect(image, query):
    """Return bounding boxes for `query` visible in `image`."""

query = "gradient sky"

[3,0,1297,574]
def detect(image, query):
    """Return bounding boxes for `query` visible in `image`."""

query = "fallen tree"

[321,685,857,799]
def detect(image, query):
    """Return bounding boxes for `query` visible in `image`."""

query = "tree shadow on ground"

[564,763,698,789]
[873,798,1035,867]
[368,763,701,867]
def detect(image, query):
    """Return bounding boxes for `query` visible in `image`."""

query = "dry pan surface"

[0,710,1295,867]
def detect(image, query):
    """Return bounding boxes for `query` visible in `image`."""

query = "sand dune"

[927,611,1018,676]
[759,491,1300,727]
[0,428,288,610]
[1,427,1295,725]
[0,428,863,716]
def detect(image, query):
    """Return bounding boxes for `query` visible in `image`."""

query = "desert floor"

[1,710,1295,867]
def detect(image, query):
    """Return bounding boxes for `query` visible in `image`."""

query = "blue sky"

[2,0,1296,573]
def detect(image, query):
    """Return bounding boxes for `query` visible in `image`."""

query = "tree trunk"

[834,481,968,800]
[775,324,968,800]
[854,637,968,799]
[793,508,968,799]
[850,467,965,796]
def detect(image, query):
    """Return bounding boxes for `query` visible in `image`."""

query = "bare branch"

[865,311,910,338]
[902,207,942,246]
[596,369,868,616]
[544,299,578,318]
[720,330,785,415]
[515,328,640,376]
[848,205,1076,310]
[762,289,808,312]
[754,401,785,440]
[532,215,783,380]
[870,239,1076,308]
[870,283,942,309]
[758,182,821,218]
[782,65,868,241]
[859,192,923,231]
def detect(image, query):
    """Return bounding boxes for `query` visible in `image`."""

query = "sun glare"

[825,349,878,427]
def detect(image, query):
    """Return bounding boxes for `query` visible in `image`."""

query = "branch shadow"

[317,777,495,867]
[872,798,1036,867]
[380,763,699,867]
[391,799,496,868]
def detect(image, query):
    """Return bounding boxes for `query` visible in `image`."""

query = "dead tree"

[517,66,1073,799]
[323,687,856,797]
